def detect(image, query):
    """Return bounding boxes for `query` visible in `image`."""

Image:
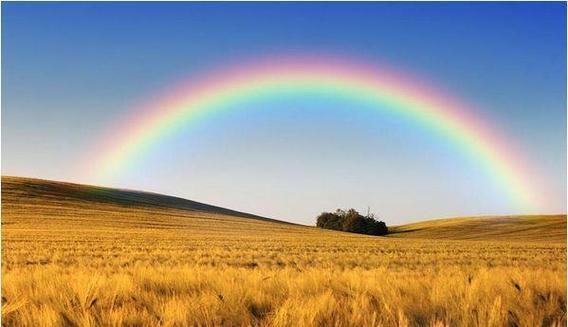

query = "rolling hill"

[1,176,304,236]
[389,214,566,242]
[1,176,279,220]
[2,176,566,242]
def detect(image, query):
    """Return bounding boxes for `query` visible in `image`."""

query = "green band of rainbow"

[84,55,541,210]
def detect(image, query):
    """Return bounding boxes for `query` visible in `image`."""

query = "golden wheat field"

[2,177,566,326]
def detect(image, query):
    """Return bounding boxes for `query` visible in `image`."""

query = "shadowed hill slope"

[2,176,276,220]
[389,215,566,243]
[1,176,302,234]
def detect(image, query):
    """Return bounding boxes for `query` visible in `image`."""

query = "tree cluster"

[316,209,388,236]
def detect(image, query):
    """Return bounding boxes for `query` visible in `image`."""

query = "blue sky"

[2,2,566,224]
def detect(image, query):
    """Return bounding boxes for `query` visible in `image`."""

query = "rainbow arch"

[85,54,539,210]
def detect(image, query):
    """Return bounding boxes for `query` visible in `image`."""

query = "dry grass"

[388,215,566,242]
[2,177,566,326]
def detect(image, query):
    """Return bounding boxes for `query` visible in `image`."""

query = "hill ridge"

[1,175,290,225]
[390,214,566,242]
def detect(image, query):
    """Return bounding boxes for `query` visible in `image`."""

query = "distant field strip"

[2,177,566,326]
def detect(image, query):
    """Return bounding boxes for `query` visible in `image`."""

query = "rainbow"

[85,54,540,210]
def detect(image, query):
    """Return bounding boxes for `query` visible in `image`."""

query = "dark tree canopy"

[316,209,388,236]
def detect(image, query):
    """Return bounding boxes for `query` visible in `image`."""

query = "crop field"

[2,177,566,326]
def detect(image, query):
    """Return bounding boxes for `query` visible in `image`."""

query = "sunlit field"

[2,177,566,326]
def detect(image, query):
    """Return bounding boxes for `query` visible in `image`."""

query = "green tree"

[316,208,388,236]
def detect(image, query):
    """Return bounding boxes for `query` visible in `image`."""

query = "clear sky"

[2,2,566,225]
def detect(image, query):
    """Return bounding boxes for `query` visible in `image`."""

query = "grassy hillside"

[2,176,566,326]
[389,215,566,242]
[1,176,309,240]
[1,175,289,226]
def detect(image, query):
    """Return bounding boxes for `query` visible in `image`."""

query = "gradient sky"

[2,2,566,225]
